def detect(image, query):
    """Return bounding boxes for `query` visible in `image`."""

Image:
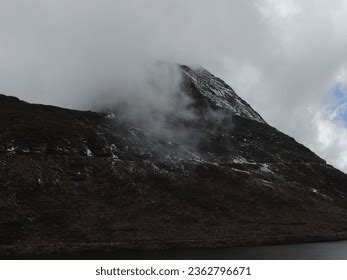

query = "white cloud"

[258,0,301,19]
[313,109,347,171]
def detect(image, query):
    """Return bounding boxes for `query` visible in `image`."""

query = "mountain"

[0,65,346,257]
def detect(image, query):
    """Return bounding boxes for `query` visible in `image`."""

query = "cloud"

[312,108,347,171]
[1,0,347,172]
[215,1,347,172]
[0,0,270,108]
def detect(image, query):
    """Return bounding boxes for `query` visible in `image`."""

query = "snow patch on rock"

[260,163,273,173]
[86,148,93,157]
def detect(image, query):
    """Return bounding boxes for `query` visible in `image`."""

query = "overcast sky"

[1,0,347,172]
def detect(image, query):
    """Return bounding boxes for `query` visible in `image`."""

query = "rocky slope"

[0,66,346,257]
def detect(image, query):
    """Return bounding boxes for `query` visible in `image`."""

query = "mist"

[0,1,268,109]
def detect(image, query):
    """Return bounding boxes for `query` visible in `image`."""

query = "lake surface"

[9,240,346,259]
[93,241,347,260]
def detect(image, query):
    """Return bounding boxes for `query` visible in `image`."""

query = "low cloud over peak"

[1,0,347,172]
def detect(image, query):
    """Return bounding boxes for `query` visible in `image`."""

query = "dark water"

[69,241,347,260]
[8,241,346,260]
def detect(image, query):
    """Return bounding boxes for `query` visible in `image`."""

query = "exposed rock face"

[0,66,346,257]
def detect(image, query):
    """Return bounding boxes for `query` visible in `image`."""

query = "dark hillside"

[0,66,346,257]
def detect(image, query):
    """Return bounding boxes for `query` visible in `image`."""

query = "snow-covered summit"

[181,65,266,123]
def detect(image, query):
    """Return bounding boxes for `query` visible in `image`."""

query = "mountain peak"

[181,65,266,123]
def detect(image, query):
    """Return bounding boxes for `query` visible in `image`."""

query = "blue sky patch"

[328,84,347,126]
